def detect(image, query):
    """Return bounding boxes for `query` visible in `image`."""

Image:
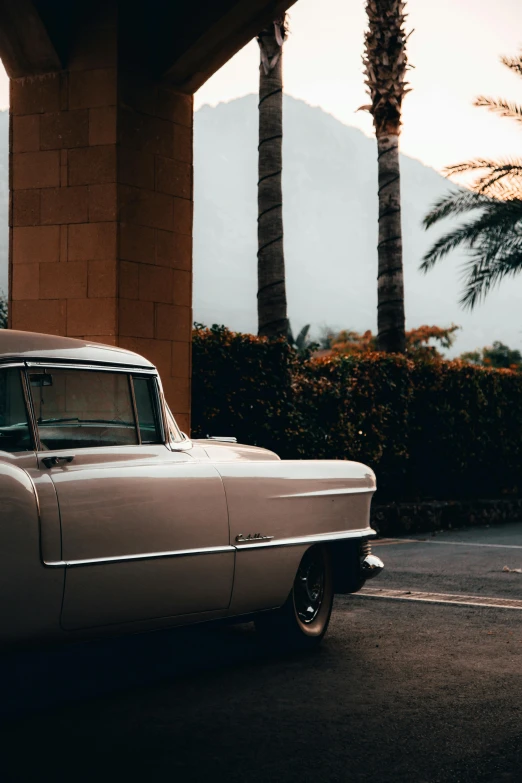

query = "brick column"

[8,11,193,432]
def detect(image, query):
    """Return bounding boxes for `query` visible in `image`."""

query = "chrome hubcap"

[294,548,325,624]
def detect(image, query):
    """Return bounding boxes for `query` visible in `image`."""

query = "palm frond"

[420,222,485,271]
[473,164,522,194]
[460,247,522,308]
[444,157,522,177]
[421,209,518,270]
[422,190,492,229]
[500,54,522,77]
[421,48,522,309]
[473,96,522,123]
[485,180,522,201]
[421,197,522,271]
[442,157,522,200]
[295,324,311,350]
[459,229,522,270]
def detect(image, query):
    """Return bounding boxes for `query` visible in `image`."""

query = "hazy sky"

[195,0,522,172]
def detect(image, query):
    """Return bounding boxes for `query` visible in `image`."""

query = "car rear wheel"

[255,545,334,649]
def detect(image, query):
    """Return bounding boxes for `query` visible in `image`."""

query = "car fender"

[216,459,376,613]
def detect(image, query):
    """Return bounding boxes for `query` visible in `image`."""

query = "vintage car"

[0,330,383,650]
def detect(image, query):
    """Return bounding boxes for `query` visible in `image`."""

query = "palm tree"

[288,323,311,355]
[0,290,7,329]
[257,17,289,338]
[361,0,412,353]
[421,52,522,309]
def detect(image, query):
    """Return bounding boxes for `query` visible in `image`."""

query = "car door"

[27,364,234,631]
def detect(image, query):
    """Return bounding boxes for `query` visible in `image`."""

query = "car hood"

[193,440,281,462]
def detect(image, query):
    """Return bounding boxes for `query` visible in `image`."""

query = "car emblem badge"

[235,533,274,543]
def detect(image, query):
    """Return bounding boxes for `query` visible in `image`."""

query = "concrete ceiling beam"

[163,0,297,93]
[0,0,61,78]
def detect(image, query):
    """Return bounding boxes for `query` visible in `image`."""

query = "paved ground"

[3,523,522,782]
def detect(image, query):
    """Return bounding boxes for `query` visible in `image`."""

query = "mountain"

[194,95,522,355]
[0,98,520,355]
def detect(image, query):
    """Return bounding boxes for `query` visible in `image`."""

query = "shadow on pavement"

[1,622,333,783]
[0,621,265,718]
[3,597,522,783]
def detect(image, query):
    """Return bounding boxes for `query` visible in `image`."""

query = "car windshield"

[29,368,139,450]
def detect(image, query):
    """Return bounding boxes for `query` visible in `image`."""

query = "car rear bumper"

[331,538,384,593]
[361,553,384,580]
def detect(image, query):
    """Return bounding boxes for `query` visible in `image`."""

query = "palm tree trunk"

[362,0,410,353]
[257,20,289,338]
[376,131,406,353]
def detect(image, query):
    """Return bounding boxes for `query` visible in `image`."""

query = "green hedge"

[192,326,522,501]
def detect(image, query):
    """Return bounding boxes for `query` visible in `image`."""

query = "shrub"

[326,324,460,360]
[460,341,522,370]
[192,326,522,501]
[192,325,299,457]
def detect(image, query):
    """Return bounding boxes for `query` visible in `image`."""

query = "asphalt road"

[3,523,522,783]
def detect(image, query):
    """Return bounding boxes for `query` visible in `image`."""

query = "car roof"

[0,330,155,369]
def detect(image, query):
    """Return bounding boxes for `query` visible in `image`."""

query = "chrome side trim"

[0,361,25,369]
[44,544,235,568]
[19,365,40,452]
[128,374,141,446]
[25,362,157,374]
[234,528,377,550]
[236,533,275,543]
[276,486,375,499]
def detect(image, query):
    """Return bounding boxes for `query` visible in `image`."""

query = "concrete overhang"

[0,0,297,90]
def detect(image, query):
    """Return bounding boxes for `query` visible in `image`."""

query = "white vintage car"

[0,330,383,650]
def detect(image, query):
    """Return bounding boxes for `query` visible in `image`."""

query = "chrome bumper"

[361,553,384,580]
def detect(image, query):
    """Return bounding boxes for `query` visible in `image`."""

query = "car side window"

[0,367,33,453]
[29,368,138,451]
[132,376,162,444]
